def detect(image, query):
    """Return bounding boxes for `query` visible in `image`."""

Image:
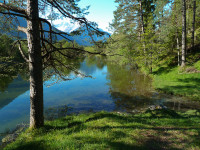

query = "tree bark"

[175,0,180,66]
[177,31,180,66]
[139,0,145,34]
[191,0,196,49]
[181,0,186,67]
[139,0,147,65]
[27,0,44,128]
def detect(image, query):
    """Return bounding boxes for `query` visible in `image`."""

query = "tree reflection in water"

[44,105,73,120]
[0,62,29,109]
[106,62,156,112]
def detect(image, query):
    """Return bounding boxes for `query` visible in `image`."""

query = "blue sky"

[79,0,117,32]
[53,0,117,33]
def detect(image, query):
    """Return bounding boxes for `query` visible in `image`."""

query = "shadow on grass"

[178,77,200,84]
[154,69,200,100]
[42,109,200,133]
[152,66,174,75]
[6,141,46,150]
[44,121,83,131]
[159,84,200,100]
[5,111,200,150]
[85,109,183,123]
[108,139,181,150]
[85,113,138,122]
[91,125,200,131]
[73,127,186,150]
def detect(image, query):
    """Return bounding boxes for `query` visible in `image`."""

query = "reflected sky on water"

[0,56,200,132]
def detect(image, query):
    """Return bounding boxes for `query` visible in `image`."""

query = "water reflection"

[43,56,85,81]
[0,56,200,133]
[44,105,72,120]
[79,55,107,75]
[0,76,13,93]
[0,62,29,110]
[0,76,29,110]
[106,63,154,112]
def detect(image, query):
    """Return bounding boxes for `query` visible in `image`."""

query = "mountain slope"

[0,16,109,46]
[70,26,110,46]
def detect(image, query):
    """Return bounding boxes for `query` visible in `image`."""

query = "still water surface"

[0,56,200,132]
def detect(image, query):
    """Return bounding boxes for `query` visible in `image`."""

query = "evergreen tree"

[181,0,186,67]
[0,0,105,128]
[107,0,200,72]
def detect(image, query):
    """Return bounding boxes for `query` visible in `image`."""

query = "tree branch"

[41,30,72,41]
[0,11,28,19]
[53,57,91,78]
[18,26,28,34]
[42,39,104,59]
[0,2,27,15]
[46,0,108,37]
[13,40,30,63]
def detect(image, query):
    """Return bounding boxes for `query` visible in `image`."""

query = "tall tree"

[181,0,186,67]
[107,0,200,73]
[191,0,196,49]
[27,0,44,128]
[0,0,105,129]
[139,0,145,34]
[175,1,180,66]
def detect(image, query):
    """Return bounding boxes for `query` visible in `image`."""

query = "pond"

[0,56,200,133]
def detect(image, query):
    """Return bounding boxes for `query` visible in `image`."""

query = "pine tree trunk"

[191,0,196,49]
[175,1,180,66]
[27,0,44,128]
[139,0,146,65]
[139,0,145,34]
[181,0,186,67]
[177,31,180,66]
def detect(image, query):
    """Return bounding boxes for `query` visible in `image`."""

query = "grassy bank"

[152,64,200,100]
[3,110,200,150]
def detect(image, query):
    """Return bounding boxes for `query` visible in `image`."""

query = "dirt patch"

[185,67,200,73]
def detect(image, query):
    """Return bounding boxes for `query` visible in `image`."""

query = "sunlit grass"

[153,66,200,100]
[194,60,200,71]
[3,111,200,150]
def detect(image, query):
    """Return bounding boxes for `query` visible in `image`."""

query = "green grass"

[3,111,200,150]
[152,66,200,100]
[194,60,200,71]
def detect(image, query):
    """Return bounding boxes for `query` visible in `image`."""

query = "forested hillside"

[106,0,200,73]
